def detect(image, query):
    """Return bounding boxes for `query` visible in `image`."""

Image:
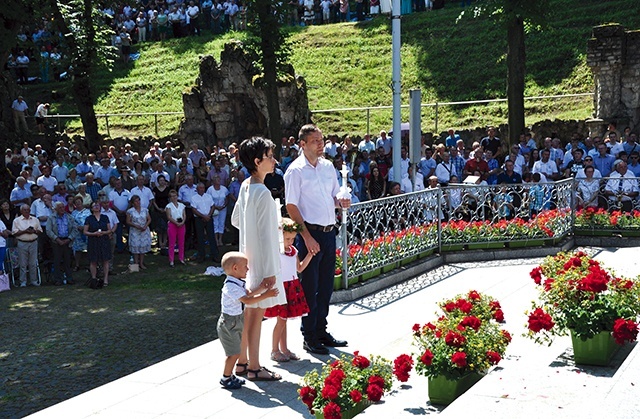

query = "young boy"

[217,251,279,389]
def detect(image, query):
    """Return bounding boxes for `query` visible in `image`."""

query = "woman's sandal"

[235,362,249,376]
[246,367,282,381]
[270,350,290,362]
[282,350,300,361]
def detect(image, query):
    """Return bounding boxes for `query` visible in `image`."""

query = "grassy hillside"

[30,0,640,138]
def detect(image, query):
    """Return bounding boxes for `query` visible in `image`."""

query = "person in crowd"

[497,159,522,184]
[52,184,70,205]
[593,143,616,177]
[207,174,229,247]
[130,174,155,209]
[10,176,32,208]
[84,202,111,287]
[12,204,43,287]
[217,251,278,390]
[532,149,560,181]
[284,124,350,355]
[12,96,29,133]
[127,195,152,270]
[109,178,131,253]
[480,126,503,162]
[71,196,90,272]
[152,175,170,253]
[166,189,186,267]
[463,148,489,180]
[35,102,50,133]
[0,200,16,248]
[195,156,210,184]
[84,173,102,202]
[0,216,7,274]
[191,182,219,263]
[575,166,600,210]
[231,136,285,381]
[37,165,57,193]
[46,202,79,286]
[64,168,82,194]
[100,198,119,275]
[604,160,639,212]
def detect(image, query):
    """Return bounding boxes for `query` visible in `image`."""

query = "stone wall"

[179,41,310,148]
[587,24,640,134]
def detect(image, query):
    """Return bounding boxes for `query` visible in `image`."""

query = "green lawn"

[26,0,640,137]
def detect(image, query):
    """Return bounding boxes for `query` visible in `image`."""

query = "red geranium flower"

[468,290,481,300]
[350,389,363,403]
[352,351,370,369]
[451,351,467,368]
[412,323,421,335]
[612,318,639,345]
[493,308,505,323]
[486,350,501,365]
[444,301,457,312]
[489,300,501,311]
[530,267,543,285]
[393,354,414,382]
[366,384,383,402]
[528,308,555,333]
[323,402,341,419]
[459,315,482,331]
[299,386,316,409]
[543,278,555,292]
[445,331,466,347]
[368,375,385,388]
[456,298,473,314]
[420,349,434,366]
[321,383,340,400]
[502,329,512,343]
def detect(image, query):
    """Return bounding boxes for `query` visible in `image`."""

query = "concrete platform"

[26,246,640,418]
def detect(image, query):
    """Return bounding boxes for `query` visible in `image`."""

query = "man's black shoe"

[303,340,329,355]
[318,333,348,347]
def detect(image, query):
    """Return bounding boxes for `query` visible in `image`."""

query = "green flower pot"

[400,255,418,266]
[508,239,546,248]
[333,274,359,290]
[428,372,484,405]
[570,330,620,366]
[381,262,398,273]
[441,243,465,252]
[359,268,381,282]
[466,242,504,250]
[314,400,371,419]
[419,249,434,259]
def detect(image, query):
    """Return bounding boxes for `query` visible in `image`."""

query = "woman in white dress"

[231,137,286,381]
[207,174,229,246]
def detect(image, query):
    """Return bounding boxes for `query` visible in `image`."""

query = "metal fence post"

[155,114,159,137]
[434,102,439,134]
[105,115,110,137]
[341,207,349,289]
[437,188,442,253]
[56,114,61,132]
[366,108,370,137]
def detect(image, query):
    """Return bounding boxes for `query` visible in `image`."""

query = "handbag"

[129,263,140,273]
[0,273,10,292]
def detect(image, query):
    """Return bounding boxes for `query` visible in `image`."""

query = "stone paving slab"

[27,246,640,418]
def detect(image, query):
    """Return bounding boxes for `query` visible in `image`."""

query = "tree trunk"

[506,15,526,148]
[255,0,282,147]
[73,71,100,150]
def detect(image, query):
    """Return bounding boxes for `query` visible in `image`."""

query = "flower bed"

[574,208,640,236]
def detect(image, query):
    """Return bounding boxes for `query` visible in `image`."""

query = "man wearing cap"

[119,165,136,190]
[12,96,29,133]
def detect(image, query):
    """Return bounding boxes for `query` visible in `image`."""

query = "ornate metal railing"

[337,176,640,288]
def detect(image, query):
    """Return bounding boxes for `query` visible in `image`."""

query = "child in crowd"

[217,251,279,389]
[264,218,312,362]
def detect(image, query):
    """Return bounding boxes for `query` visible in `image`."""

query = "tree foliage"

[459,0,549,146]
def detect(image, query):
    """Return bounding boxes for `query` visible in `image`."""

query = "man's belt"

[305,223,334,233]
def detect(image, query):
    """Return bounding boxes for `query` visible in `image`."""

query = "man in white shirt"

[51,156,69,183]
[532,149,560,181]
[12,96,29,133]
[284,124,350,355]
[604,161,639,212]
[190,182,218,263]
[36,165,58,192]
[187,1,200,35]
[323,135,338,158]
[376,130,392,156]
[435,151,457,185]
[109,178,131,253]
[358,135,375,153]
[130,175,155,209]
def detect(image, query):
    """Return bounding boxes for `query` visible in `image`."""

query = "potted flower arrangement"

[299,351,393,418]
[525,251,640,365]
[412,290,511,405]
[574,208,640,236]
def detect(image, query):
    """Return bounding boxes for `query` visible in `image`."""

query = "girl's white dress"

[231,180,286,308]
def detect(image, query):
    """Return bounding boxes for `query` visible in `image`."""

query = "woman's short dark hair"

[239,137,275,174]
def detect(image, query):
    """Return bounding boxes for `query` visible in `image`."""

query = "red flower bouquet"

[525,251,640,345]
[299,351,393,417]
[412,290,511,379]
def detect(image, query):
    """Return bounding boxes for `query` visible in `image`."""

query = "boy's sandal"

[283,350,300,361]
[246,367,282,381]
[235,362,249,376]
[220,377,242,389]
[271,350,290,362]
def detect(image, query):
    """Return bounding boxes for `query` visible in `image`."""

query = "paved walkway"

[27,246,640,419]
